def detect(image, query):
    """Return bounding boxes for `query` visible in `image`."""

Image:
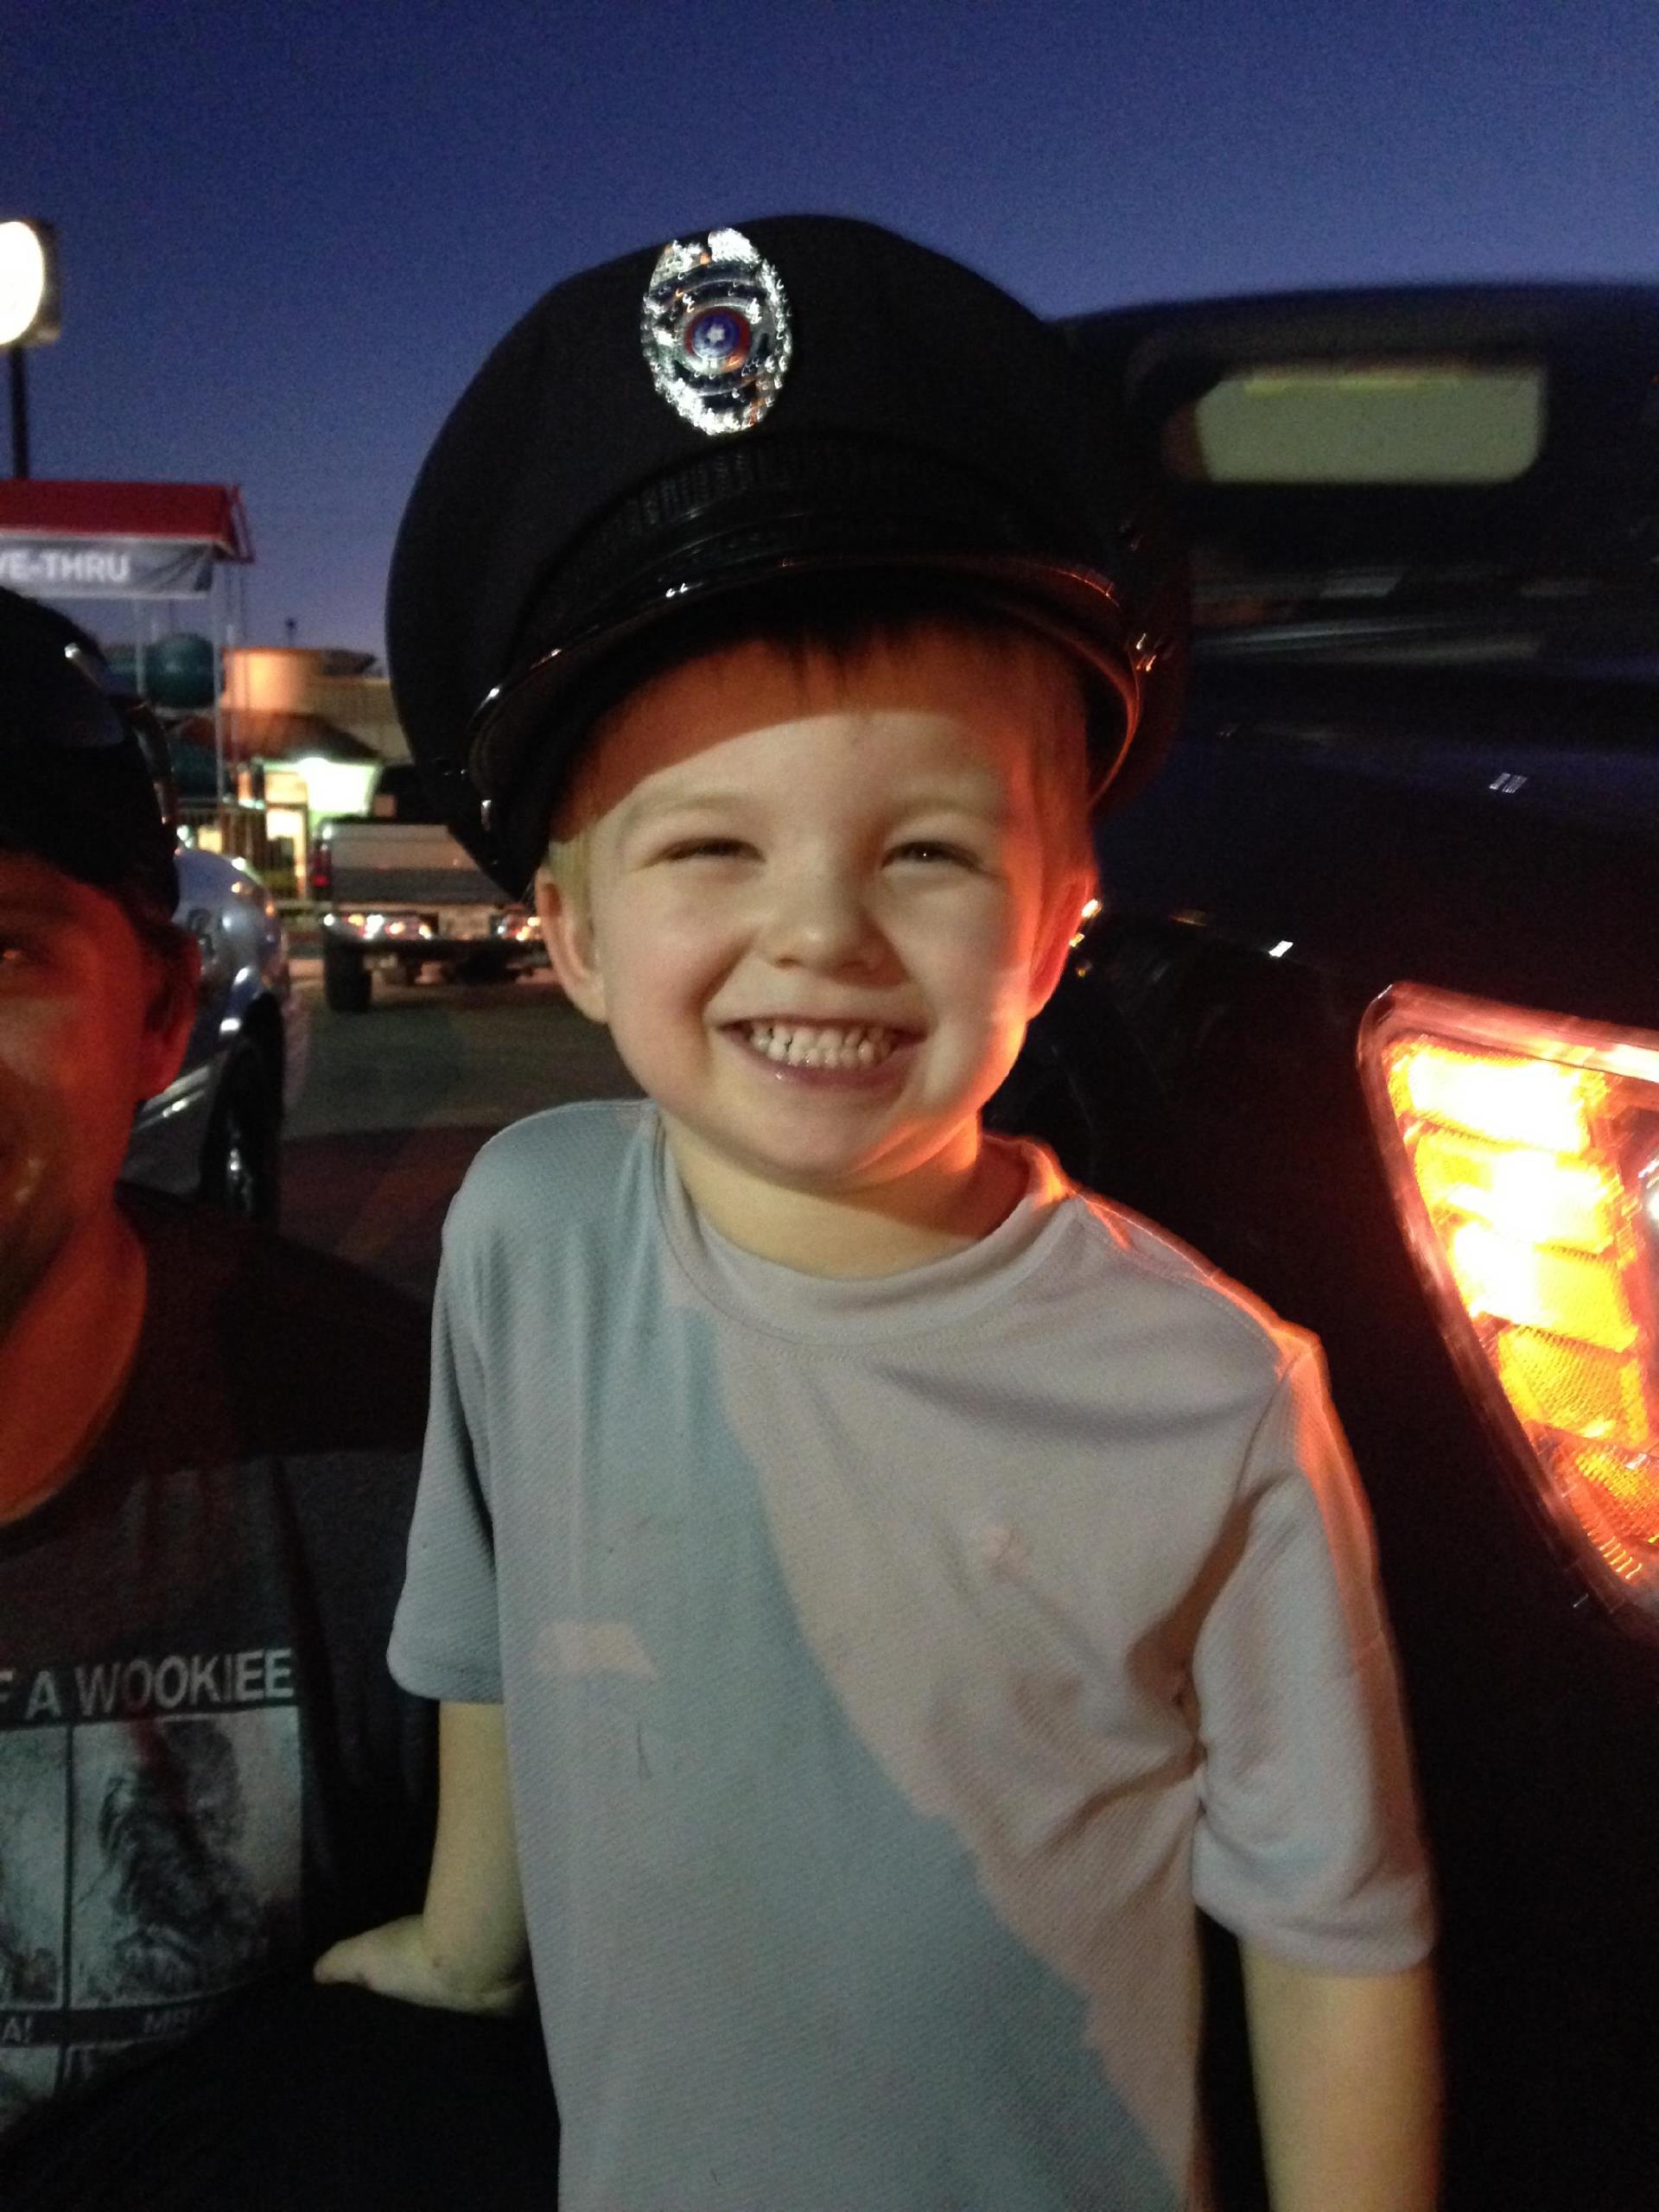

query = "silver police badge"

[640,228,792,435]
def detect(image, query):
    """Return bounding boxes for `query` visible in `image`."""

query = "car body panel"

[121,843,306,1203]
[988,283,1659,2209]
[321,816,505,920]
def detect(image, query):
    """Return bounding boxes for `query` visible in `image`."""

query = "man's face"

[0,853,193,1334]
[537,628,1091,1224]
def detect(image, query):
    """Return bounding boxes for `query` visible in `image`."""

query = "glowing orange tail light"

[1361,986,1659,1625]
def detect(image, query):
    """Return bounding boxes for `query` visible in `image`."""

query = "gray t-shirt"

[391,1100,1432,2212]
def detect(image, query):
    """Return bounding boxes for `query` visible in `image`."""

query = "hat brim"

[466,545,1159,894]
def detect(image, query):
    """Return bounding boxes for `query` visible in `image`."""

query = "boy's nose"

[755,864,885,973]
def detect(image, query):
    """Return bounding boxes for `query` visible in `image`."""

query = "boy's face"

[537,626,1092,1229]
[0,851,194,1337]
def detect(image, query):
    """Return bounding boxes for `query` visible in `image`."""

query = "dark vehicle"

[994,286,1659,2210]
[310,760,543,1011]
[118,706,306,1222]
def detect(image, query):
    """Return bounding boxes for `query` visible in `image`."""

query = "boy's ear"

[534,876,609,1025]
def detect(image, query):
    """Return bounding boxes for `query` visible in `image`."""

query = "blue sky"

[9,0,1656,655]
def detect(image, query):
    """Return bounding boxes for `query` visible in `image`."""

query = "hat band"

[516,435,1065,664]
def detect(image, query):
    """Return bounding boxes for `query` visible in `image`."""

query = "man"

[0,587,556,2207]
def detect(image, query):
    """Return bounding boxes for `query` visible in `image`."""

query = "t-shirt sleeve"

[1189,1340,1435,1973]
[388,1249,505,1704]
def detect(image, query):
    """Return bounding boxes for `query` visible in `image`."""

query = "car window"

[1166,357,1545,485]
[1071,291,1659,682]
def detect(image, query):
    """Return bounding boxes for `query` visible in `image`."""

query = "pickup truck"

[308,760,543,1011]
[988,282,1658,2211]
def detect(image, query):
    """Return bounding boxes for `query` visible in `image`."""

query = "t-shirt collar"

[652,1110,1072,1345]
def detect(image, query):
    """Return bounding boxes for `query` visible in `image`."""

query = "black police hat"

[0,587,179,914]
[389,214,1185,895]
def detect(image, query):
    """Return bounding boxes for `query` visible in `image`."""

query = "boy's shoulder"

[1032,1161,1314,1396]
[445,1097,655,1249]
[441,1111,1309,1408]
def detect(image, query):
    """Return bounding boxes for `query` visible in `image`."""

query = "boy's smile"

[729,1018,909,1073]
[537,627,1092,1268]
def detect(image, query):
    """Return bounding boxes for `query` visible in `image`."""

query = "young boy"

[319,218,1438,2210]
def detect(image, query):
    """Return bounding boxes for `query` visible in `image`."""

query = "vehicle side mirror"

[182,907,231,1001]
[122,697,181,835]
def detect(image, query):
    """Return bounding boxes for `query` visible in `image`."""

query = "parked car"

[309,760,543,1011]
[988,283,1659,2211]
[118,706,307,1224]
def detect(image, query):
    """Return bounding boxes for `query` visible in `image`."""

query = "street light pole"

[8,347,29,479]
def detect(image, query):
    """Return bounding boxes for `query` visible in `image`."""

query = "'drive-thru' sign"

[0,536,218,596]
[0,481,251,602]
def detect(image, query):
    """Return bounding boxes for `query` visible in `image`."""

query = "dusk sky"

[10,0,1656,659]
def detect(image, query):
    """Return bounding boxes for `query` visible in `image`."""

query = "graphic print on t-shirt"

[0,1648,300,2129]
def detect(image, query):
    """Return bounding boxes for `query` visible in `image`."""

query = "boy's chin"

[663,1110,984,1207]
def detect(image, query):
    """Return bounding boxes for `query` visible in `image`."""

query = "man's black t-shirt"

[0,1189,435,2136]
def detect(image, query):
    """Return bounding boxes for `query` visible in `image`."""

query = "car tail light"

[1361,983,1659,1628]
[308,837,332,899]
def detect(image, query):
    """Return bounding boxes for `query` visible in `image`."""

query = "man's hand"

[315,1915,527,2015]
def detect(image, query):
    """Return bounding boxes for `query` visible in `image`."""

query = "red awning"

[0,481,252,561]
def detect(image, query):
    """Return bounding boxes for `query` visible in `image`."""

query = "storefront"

[0,477,254,836]
[0,483,405,897]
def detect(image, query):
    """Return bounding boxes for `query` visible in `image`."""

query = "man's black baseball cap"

[0,586,179,912]
[389,213,1186,895]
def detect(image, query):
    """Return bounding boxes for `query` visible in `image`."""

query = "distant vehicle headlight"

[1362,984,1659,1630]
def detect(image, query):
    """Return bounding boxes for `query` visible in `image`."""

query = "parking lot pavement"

[282,961,638,1300]
[283,1124,497,1300]
[285,959,638,1138]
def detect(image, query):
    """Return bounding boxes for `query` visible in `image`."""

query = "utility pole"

[9,348,29,478]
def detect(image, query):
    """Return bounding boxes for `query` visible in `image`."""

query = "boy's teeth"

[744,1020,896,1068]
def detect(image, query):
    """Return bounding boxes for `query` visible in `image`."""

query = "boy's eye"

[660,837,755,862]
[887,840,978,868]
